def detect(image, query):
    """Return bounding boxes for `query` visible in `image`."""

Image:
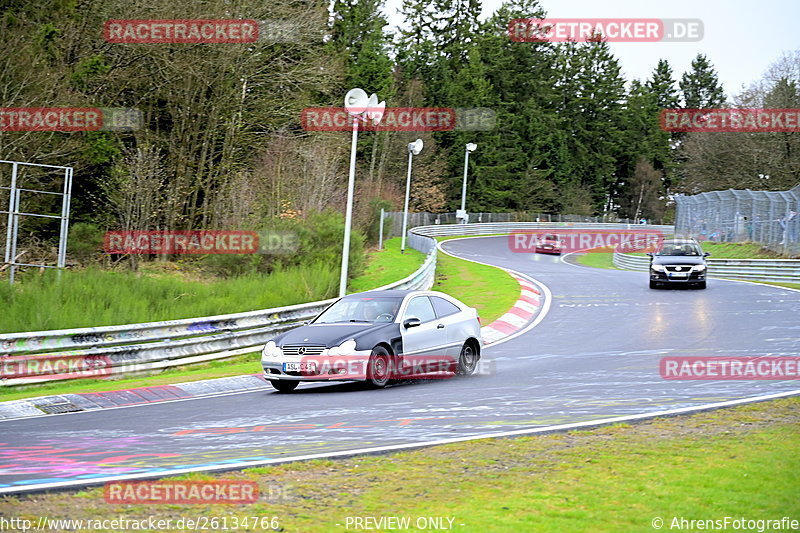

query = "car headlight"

[328,339,357,356]
[262,341,281,358]
[692,264,706,272]
[651,264,665,272]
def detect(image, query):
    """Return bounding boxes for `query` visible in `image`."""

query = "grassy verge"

[3,397,797,531]
[435,236,521,324]
[574,247,618,269]
[0,263,340,334]
[699,241,782,259]
[348,237,425,292]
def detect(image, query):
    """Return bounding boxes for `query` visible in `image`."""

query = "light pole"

[339,88,385,297]
[459,143,477,223]
[401,139,423,254]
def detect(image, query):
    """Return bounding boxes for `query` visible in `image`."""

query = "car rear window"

[431,296,461,317]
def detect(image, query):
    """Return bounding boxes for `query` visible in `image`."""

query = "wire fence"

[674,185,800,257]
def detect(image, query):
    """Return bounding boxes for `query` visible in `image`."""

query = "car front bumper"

[535,246,562,254]
[261,349,374,382]
[650,270,706,283]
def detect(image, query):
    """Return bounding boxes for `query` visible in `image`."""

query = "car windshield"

[313,296,404,324]
[542,234,558,241]
[656,244,703,256]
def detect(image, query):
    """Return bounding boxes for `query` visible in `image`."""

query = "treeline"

[1,0,798,249]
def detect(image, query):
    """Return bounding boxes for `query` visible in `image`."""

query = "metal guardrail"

[613,251,800,283]
[0,235,437,385]
[411,221,673,237]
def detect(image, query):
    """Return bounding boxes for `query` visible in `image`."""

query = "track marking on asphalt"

[3,387,798,495]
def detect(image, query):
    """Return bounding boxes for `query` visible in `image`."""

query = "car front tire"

[696,280,707,289]
[366,346,392,388]
[456,341,478,376]
[270,380,298,393]
[649,280,660,289]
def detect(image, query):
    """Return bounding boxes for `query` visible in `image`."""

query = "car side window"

[431,296,461,318]
[403,296,436,323]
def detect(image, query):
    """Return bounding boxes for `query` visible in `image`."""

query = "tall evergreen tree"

[680,54,726,108]
[647,59,679,109]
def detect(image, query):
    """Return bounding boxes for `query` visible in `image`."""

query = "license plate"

[283,362,316,372]
[669,272,689,278]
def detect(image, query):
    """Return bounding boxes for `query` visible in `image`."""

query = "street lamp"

[339,88,385,297]
[400,139,424,254]
[458,143,477,224]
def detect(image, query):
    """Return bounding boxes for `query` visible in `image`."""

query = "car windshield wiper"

[349,319,372,323]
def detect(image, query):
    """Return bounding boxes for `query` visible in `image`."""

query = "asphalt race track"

[2,235,799,494]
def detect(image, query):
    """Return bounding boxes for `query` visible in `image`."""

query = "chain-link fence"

[383,211,647,239]
[674,185,800,257]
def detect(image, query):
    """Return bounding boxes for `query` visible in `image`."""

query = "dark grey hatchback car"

[647,239,710,289]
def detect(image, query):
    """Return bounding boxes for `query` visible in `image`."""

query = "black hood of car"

[651,255,705,266]
[273,322,398,349]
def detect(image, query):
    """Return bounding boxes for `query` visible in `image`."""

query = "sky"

[382,0,800,99]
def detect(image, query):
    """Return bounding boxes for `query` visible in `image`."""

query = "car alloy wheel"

[456,342,478,376]
[367,346,392,388]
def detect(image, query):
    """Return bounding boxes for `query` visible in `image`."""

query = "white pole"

[461,147,470,213]
[401,150,413,254]
[378,207,384,250]
[339,120,359,297]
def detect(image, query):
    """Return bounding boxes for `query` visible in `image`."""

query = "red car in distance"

[535,233,563,255]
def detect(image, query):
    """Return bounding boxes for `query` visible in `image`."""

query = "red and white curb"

[481,274,543,345]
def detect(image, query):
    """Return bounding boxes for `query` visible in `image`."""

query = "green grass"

[434,241,521,324]
[574,247,618,269]
[699,241,782,259]
[0,263,340,334]
[4,396,798,532]
[348,237,425,292]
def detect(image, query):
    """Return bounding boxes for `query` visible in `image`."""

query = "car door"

[399,296,442,359]
[430,296,467,358]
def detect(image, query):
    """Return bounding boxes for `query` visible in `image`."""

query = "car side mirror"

[703,252,711,257]
[403,317,421,329]
[646,252,653,257]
